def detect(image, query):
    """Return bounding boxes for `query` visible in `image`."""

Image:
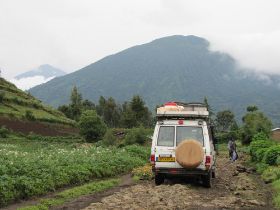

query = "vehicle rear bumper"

[152,167,210,176]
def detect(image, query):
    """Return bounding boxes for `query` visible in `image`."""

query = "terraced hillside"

[0,78,77,135]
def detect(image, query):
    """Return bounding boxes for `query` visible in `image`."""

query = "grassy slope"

[0,78,74,126]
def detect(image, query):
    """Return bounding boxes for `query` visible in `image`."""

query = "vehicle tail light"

[150,154,155,163]
[168,168,177,174]
[205,155,211,167]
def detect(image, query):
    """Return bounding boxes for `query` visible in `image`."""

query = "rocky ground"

[81,151,274,210]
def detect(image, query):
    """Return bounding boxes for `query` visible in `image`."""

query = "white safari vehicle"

[150,102,217,187]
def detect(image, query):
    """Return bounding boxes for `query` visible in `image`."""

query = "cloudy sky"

[1,0,280,80]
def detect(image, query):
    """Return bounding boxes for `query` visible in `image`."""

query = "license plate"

[158,157,175,162]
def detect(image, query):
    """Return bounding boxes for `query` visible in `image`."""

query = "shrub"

[241,111,272,144]
[272,179,280,208]
[256,162,269,174]
[0,126,9,138]
[25,110,36,121]
[249,139,275,160]
[79,110,107,142]
[252,132,269,142]
[125,145,150,160]
[124,126,149,145]
[102,129,117,146]
[262,167,280,183]
[276,156,280,166]
[12,97,24,105]
[264,146,280,165]
[0,91,5,103]
[255,148,268,162]
[132,164,153,180]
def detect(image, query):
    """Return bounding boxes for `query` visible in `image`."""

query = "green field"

[0,135,150,207]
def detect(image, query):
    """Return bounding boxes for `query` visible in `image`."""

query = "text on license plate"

[158,157,175,162]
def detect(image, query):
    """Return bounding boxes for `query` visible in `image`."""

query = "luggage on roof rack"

[156,102,209,119]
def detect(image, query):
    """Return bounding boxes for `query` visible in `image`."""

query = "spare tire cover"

[175,140,204,169]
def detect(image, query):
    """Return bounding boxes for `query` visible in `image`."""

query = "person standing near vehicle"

[228,137,237,161]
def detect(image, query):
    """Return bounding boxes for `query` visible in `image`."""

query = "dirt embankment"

[81,153,274,210]
[0,117,78,136]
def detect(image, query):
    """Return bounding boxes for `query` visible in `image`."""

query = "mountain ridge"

[15,64,66,79]
[29,35,280,126]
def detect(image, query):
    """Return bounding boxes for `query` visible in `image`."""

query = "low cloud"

[1,0,280,78]
[10,76,54,91]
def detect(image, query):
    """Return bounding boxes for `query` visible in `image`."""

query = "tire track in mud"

[81,152,274,210]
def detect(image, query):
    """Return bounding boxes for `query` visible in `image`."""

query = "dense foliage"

[248,132,280,207]
[241,106,272,144]
[0,139,150,206]
[215,110,236,133]
[59,87,153,128]
[0,126,9,138]
[79,110,107,142]
[124,126,151,145]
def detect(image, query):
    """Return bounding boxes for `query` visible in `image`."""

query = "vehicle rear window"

[176,126,204,145]
[157,126,175,147]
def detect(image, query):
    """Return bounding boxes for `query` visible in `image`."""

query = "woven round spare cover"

[175,140,204,169]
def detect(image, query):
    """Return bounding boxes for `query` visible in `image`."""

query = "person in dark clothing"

[228,137,238,161]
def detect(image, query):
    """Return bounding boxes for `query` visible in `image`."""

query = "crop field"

[0,137,150,207]
[0,78,75,126]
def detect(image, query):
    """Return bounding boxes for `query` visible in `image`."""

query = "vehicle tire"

[202,170,212,188]
[155,174,164,185]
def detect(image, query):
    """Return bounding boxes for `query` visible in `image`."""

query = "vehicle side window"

[176,126,204,146]
[157,126,175,147]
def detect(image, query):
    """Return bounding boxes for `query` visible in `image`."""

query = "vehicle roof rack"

[156,101,209,120]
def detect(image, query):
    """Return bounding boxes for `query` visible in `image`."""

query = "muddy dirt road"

[80,152,274,210]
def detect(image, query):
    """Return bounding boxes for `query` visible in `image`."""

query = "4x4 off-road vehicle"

[150,102,217,187]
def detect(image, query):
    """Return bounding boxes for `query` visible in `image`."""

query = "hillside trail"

[79,151,274,210]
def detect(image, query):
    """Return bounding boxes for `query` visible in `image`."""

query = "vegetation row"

[0,137,149,207]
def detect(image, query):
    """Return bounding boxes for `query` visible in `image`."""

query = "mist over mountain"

[29,35,280,125]
[11,64,66,90]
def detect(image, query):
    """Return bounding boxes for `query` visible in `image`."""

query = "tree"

[241,107,272,144]
[96,96,121,127]
[96,96,106,117]
[247,105,258,112]
[104,97,120,127]
[215,110,236,132]
[58,105,72,118]
[120,106,137,128]
[82,99,95,111]
[130,95,152,126]
[120,95,153,128]
[79,110,107,142]
[70,86,82,121]
[130,95,145,119]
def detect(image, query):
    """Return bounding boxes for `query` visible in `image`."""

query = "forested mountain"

[29,35,280,125]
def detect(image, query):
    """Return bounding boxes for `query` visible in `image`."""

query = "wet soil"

[82,152,274,210]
